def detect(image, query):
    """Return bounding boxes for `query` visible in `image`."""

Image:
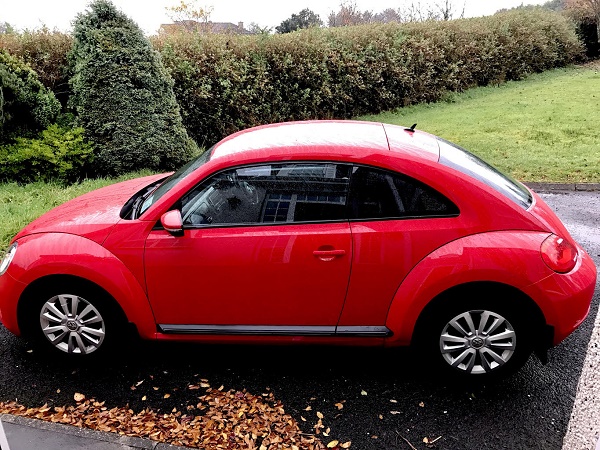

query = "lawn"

[1,64,599,251]
[0,172,151,251]
[360,64,600,184]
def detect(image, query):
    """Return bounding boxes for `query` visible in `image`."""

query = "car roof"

[210,120,440,163]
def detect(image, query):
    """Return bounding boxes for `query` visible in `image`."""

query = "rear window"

[437,138,532,209]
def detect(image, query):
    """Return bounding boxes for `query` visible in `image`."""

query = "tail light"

[541,234,578,274]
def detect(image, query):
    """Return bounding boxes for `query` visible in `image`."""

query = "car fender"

[384,230,554,346]
[6,232,156,338]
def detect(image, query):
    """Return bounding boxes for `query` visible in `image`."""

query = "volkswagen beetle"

[0,121,596,378]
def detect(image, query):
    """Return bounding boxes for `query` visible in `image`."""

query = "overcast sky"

[1,0,549,34]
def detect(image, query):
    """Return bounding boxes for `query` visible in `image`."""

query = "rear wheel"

[439,309,517,375]
[416,295,534,379]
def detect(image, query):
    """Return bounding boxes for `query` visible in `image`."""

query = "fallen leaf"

[163,394,170,399]
[327,440,339,448]
[340,442,352,448]
[360,390,367,396]
[378,414,383,420]
[419,402,425,407]
[335,402,344,410]
[301,416,306,422]
[317,411,324,419]
[142,396,147,401]
[390,411,401,415]
[390,399,397,403]
[73,393,85,402]
[56,389,60,394]
[135,380,144,386]
[304,406,312,411]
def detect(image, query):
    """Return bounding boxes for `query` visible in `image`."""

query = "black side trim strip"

[157,324,392,337]
[158,325,335,336]
[336,326,392,337]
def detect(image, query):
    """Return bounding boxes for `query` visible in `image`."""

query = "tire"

[415,296,533,380]
[22,281,124,358]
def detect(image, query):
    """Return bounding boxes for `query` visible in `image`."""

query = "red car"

[0,121,596,378]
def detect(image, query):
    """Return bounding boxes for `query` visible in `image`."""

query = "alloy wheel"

[39,294,106,354]
[439,309,516,375]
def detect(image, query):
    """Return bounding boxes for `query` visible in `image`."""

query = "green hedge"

[153,8,583,146]
[1,8,584,149]
[0,51,61,142]
[0,29,73,106]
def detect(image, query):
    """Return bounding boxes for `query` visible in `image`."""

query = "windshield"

[437,138,532,209]
[138,147,213,216]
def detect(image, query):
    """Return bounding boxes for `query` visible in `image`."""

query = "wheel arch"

[411,281,549,349]
[17,274,134,339]
[383,231,555,348]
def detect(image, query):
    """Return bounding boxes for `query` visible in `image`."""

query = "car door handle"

[313,249,346,259]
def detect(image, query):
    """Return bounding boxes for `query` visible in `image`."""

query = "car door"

[144,162,353,335]
[338,165,461,328]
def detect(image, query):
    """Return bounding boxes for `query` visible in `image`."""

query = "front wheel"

[22,282,125,358]
[39,293,107,355]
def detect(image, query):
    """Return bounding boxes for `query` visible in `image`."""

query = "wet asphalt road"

[0,190,598,450]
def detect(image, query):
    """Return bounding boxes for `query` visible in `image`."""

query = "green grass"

[0,171,152,251]
[359,65,600,184]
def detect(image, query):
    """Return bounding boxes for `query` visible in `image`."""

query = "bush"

[0,124,94,183]
[154,8,583,146]
[69,0,197,176]
[0,29,73,106]
[0,51,61,143]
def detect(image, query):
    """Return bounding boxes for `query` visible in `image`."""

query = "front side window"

[349,166,459,220]
[180,163,351,227]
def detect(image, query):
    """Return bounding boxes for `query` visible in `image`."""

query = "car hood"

[13,174,167,245]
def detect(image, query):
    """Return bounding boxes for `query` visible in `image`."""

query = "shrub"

[0,51,61,143]
[69,0,197,176]
[0,29,73,106]
[0,124,94,183]
[154,8,584,147]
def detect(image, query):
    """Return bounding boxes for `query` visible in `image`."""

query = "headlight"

[0,243,17,276]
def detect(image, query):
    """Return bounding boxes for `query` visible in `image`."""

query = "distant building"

[159,20,251,35]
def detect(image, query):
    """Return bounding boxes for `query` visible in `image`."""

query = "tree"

[0,22,15,34]
[165,0,213,32]
[0,51,60,143]
[328,1,374,27]
[69,0,197,175]
[565,0,600,44]
[276,8,323,33]
[248,22,273,35]
[373,8,403,24]
[433,0,465,20]
[543,0,565,11]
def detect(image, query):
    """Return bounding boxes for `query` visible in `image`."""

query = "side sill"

[157,324,392,337]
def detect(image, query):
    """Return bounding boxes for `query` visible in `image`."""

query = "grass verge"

[359,64,600,183]
[0,171,153,251]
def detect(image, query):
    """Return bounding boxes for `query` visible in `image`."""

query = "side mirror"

[160,210,184,237]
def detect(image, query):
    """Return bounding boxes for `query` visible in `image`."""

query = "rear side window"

[180,163,351,226]
[437,138,532,209]
[349,166,459,220]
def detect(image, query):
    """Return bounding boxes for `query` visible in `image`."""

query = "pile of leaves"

[0,384,351,449]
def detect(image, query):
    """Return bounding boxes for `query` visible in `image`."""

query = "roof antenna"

[406,123,417,132]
